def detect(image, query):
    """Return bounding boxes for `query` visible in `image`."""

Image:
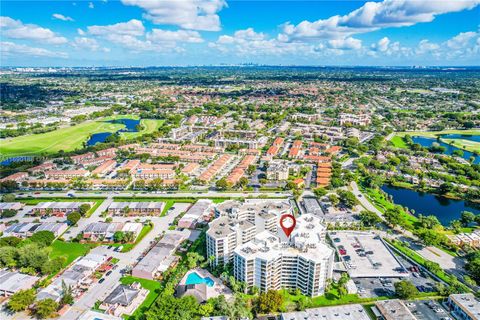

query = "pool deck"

[179,268,233,300]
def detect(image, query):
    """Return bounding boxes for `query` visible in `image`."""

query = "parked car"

[99,278,105,283]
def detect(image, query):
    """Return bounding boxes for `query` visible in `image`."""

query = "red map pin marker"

[280,214,296,238]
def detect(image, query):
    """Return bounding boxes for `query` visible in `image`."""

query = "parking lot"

[352,248,439,298]
[329,231,407,278]
[405,300,451,320]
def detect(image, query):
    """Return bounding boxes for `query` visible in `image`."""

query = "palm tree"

[124,231,135,243]
[60,280,74,306]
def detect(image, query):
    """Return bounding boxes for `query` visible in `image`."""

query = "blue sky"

[1,0,480,66]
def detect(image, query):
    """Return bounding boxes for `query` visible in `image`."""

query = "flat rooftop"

[375,299,416,320]
[329,231,406,278]
[281,304,370,320]
[450,293,480,320]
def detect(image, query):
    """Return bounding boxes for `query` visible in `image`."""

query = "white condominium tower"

[206,199,293,266]
[233,214,333,297]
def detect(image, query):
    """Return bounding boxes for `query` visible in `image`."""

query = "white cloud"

[85,19,203,52]
[416,39,440,55]
[146,29,203,44]
[0,16,67,44]
[52,13,74,21]
[328,37,362,50]
[87,19,145,37]
[1,41,68,58]
[121,0,226,31]
[210,28,319,56]
[446,31,477,49]
[89,2,94,9]
[281,0,480,41]
[372,37,390,52]
[72,37,110,52]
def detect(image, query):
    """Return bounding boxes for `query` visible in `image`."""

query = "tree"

[328,194,339,207]
[0,236,22,247]
[41,257,65,275]
[113,231,125,243]
[337,190,359,209]
[359,210,381,227]
[460,211,476,227]
[78,203,91,216]
[450,219,463,234]
[256,290,284,314]
[30,231,55,247]
[438,182,454,195]
[186,252,204,269]
[418,215,441,229]
[384,206,407,228]
[60,280,74,306]
[394,280,418,299]
[216,178,229,191]
[1,209,17,218]
[67,211,81,225]
[313,187,328,198]
[465,257,480,283]
[416,228,447,246]
[34,299,59,319]
[237,177,249,189]
[124,231,136,243]
[2,193,16,202]
[7,289,35,312]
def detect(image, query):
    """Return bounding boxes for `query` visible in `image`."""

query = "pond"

[381,185,480,225]
[411,136,480,164]
[86,118,141,146]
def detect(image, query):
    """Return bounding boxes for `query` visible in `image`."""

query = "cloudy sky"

[1,0,480,66]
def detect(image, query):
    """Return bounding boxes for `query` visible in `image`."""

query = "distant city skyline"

[1,0,480,66]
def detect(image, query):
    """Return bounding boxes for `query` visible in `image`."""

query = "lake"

[411,136,480,164]
[381,185,480,225]
[86,118,140,146]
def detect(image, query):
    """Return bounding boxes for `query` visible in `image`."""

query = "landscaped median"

[384,238,470,293]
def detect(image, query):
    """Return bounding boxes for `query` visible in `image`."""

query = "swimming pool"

[185,272,214,287]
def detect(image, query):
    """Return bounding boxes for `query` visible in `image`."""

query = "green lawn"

[0,116,165,157]
[390,136,408,149]
[0,120,124,157]
[120,276,161,319]
[120,119,165,139]
[49,240,93,267]
[280,288,387,311]
[395,129,480,153]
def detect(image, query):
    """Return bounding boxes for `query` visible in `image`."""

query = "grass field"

[441,138,480,153]
[0,115,164,158]
[49,240,93,267]
[121,119,165,139]
[395,129,480,153]
[390,136,408,149]
[120,276,161,319]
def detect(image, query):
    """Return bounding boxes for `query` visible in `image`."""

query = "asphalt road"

[60,203,192,320]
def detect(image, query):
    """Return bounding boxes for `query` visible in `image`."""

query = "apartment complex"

[107,202,165,216]
[233,214,332,297]
[206,199,293,266]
